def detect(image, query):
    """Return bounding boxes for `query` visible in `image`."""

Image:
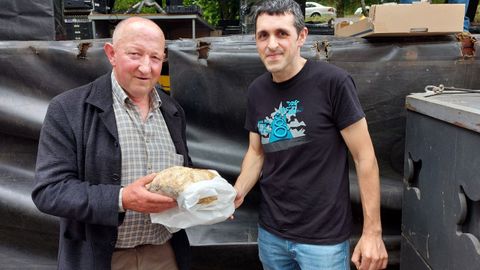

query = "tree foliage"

[183,0,239,26]
[185,0,448,26]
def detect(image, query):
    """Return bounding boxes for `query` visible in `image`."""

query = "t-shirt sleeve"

[244,90,258,133]
[332,75,365,130]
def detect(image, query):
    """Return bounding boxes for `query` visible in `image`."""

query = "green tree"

[183,0,239,26]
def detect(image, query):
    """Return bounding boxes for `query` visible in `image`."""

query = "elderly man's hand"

[122,173,177,213]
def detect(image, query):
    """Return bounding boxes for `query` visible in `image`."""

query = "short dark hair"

[253,0,305,34]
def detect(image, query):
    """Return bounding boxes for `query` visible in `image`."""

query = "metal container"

[402,92,480,269]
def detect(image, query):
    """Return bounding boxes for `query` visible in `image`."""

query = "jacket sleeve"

[32,98,121,227]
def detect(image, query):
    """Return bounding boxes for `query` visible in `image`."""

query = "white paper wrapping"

[150,175,236,233]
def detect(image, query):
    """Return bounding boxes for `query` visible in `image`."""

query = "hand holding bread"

[147,166,218,205]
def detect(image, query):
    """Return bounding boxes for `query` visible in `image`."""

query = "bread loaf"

[147,166,217,204]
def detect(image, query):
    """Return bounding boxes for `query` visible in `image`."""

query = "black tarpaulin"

[168,34,478,207]
[1,35,479,269]
[0,0,65,40]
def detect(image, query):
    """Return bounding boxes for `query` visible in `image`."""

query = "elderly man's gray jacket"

[32,72,191,270]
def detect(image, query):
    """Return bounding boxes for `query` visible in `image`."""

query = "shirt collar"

[111,72,162,110]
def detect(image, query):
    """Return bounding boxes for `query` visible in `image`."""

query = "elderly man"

[32,17,190,270]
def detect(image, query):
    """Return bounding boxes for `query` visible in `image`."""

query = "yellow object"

[159,75,170,92]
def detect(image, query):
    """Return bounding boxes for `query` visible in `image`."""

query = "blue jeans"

[399,0,471,31]
[257,226,350,270]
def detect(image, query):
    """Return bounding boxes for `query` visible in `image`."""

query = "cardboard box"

[335,2,464,38]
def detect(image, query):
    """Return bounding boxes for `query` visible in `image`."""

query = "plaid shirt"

[111,73,184,248]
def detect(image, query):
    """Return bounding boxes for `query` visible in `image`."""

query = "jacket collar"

[156,85,179,117]
[84,72,179,141]
[86,72,114,112]
[85,72,118,140]
[87,72,175,115]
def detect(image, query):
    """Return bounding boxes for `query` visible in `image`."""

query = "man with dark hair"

[234,0,388,269]
[32,17,190,270]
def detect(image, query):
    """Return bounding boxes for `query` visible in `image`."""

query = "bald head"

[112,17,165,48]
[104,16,166,99]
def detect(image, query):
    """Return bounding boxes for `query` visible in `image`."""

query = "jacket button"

[112,174,120,181]
[114,141,119,147]
[110,241,116,247]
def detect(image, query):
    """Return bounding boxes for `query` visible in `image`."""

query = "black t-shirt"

[245,60,365,244]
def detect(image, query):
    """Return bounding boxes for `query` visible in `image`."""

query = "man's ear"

[297,27,308,47]
[104,43,116,66]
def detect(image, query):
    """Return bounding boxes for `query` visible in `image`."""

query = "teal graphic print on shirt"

[257,100,306,145]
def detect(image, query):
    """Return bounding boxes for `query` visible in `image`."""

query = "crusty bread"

[147,166,217,204]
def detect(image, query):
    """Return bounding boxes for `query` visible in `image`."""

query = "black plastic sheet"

[1,35,479,269]
[0,0,65,41]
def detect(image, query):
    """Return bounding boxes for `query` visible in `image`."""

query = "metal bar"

[192,18,196,39]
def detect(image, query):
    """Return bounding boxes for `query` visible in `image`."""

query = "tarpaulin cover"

[1,35,479,269]
[0,0,65,40]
